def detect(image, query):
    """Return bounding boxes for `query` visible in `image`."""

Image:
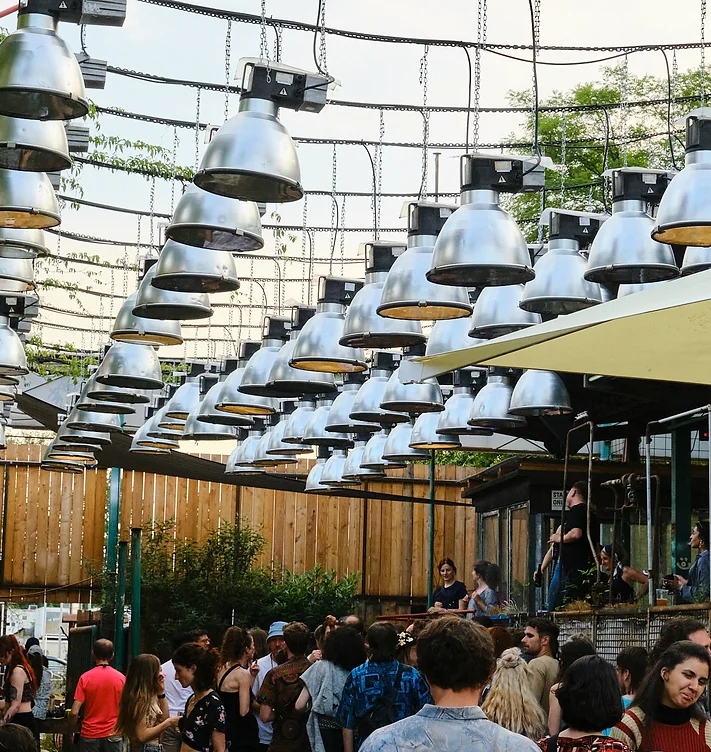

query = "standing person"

[0,635,37,742]
[429,558,468,612]
[611,641,711,751]
[250,629,270,661]
[115,653,179,751]
[336,621,431,752]
[258,622,312,752]
[481,648,547,741]
[69,639,125,752]
[616,647,649,710]
[537,656,630,752]
[0,723,36,752]
[358,617,539,752]
[253,622,288,752]
[217,627,260,752]
[296,627,367,752]
[161,631,208,752]
[466,561,502,618]
[172,642,226,752]
[339,616,365,637]
[599,546,649,603]
[649,617,711,665]
[26,643,51,723]
[547,638,597,735]
[521,618,560,716]
[668,521,711,604]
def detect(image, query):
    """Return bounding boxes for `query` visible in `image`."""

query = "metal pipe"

[130,528,142,659]
[657,405,711,425]
[586,422,600,585]
[0,5,19,20]
[434,152,441,200]
[707,412,711,604]
[427,450,436,608]
[107,467,121,575]
[114,541,127,670]
[645,424,655,605]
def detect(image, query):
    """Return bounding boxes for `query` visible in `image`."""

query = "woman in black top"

[173,642,227,752]
[429,558,468,611]
[0,635,37,743]
[216,627,260,752]
[600,545,649,603]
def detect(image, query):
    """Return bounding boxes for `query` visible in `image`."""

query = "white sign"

[551,490,565,511]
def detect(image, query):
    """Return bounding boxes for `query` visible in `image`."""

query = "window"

[481,512,499,565]
[509,504,529,608]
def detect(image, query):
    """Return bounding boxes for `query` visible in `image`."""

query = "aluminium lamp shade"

[360,430,406,471]
[428,154,534,288]
[240,316,291,396]
[380,348,444,415]
[182,406,238,441]
[226,440,266,475]
[253,427,297,466]
[111,292,183,347]
[410,411,461,450]
[133,264,213,321]
[681,246,711,276]
[653,114,711,246]
[266,410,303,457]
[349,352,407,425]
[149,406,184,439]
[326,376,381,434]
[51,434,98,453]
[216,342,279,416]
[303,400,354,449]
[57,425,112,447]
[425,314,485,367]
[133,417,179,451]
[76,391,136,416]
[0,116,71,172]
[0,227,48,258]
[586,169,678,284]
[0,320,28,375]
[231,427,266,468]
[0,384,14,401]
[0,169,60,229]
[164,375,202,420]
[437,374,493,437]
[290,277,366,373]
[41,459,85,474]
[377,203,471,321]
[342,441,385,482]
[509,370,572,416]
[383,420,429,462]
[65,407,122,433]
[151,239,239,294]
[85,372,150,406]
[0,12,89,121]
[166,185,264,252]
[94,342,164,391]
[197,375,254,427]
[340,240,425,346]
[469,373,526,431]
[282,398,318,451]
[304,452,331,494]
[469,284,541,339]
[321,449,351,486]
[0,256,34,293]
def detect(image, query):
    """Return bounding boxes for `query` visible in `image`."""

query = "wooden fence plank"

[69,470,85,586]
[57,473,73,585]
[34,463,52,586]
[22,446,41,585]
[283,493,295,571]
[11,445,29,585]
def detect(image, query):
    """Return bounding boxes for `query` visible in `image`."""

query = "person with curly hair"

[481,648,547,741]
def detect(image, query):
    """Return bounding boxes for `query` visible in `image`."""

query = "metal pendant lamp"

[0,116,71,172]
[0,227,47,258]
[303,398,353,448]
[360,430,407,471]
[378,203,471,321]
[340,240,426,345]
[111,291,183,347]
[0,11,89,120]
[0,420,6,450]
[130,429,174,455]
[77,377,138,415]
[133,263,213,321]
[428,154,537,287]
[410,411,461,449]
[282,397,318,451]
[86,372,151,406]
[326,374,381,435]
[134,415,180,451]
[342,441,385,482]
[194,62,306,203]
[469,371,527,430]
[240,316,291,396]
[45,438,96,465]
[166,185,264,252]
[436,371,492,437]
[304,449,333,494]
[197,369,254,427]
[57,425,112,447]
[151,239,240,294]
[470,284,541,339]
[266,305,338,397]
[164,376,201,420]
[349,352,407,425]
[520,209,606,315]
[380,346,444,415]
[0,318,28,375]
[509,370,573,416]
[586,168,678,283]
[290,276,367,373]
[226,438,266,475]
[182,403,239,441]
[425,306,484,365]
[40,458,85,473]
[254,422,298,466]
[65,407,122,433]
[653,113,711,246]
[0,169,60,229]
[681,246,711,276]
[215,341,279,416]
[52,434,99,453]
[266,404,302,457]
[232,425,266,467]
[151,404,185,438]
[95,342,164,391]
[383,420,429,461]
[616,281,663,298]
[321,448,351,486]
[0,384,15,402]
[0,256,34,293]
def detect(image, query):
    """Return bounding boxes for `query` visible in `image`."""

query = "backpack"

[544,734,631,752]
[356,664,404,740]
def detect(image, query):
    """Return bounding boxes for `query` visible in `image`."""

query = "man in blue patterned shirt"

[337,621,431,752]
[359,617,540,752]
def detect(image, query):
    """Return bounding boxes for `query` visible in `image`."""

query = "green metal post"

[114,541,128,671]
[130,528,142,659]
[671,428,693,577]
[427,450,435,608]
[107,467,121,574]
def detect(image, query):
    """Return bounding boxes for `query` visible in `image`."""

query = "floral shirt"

[179,690,227,752]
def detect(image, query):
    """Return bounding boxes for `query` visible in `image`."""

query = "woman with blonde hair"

[115,653,179,751]
[482,647,548,741]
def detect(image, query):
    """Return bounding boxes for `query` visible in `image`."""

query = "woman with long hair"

[547,637,597,735]
[0,635,37,742]
[600,545,649,604]
[296,627,366,752]
[611,641,711,751]
[249,628,269,660]
[467,561,502,618]
[429,558,468,612]
[217,627,259,752]
[481,647,547,741]
[25,645,50,723]
[173,642,227,752]
[539,655,630,751]
[116,653,179,751]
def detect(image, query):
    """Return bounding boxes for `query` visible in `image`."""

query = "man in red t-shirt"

[69,639,125,752]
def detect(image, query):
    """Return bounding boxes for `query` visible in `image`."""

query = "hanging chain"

[702,0,707,105]
[620,54,629,168]
[329,145,338,272]
[170,127,179,214]
[224,20,232,123]
[340,196,346,275]
[259,0,269,61]
[531,0,541,155]
[226,301,234,356]
[318,0,328,74]
[419,45,430,199]
[109,267,115,322]
[149,178,156,249]
[672,49,679,125]
[136,216,142,262]
[587,185,594,212]
[274,23,282,62]
[301,195,308,305]
[194,88,201,172]
[122,244,130,297]
[376,109,385,239]
[559,111,567,206]
[537,191,545,244]
[472,0,487,150]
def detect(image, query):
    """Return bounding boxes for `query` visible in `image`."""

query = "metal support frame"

[114,541,127,671]
[427,450,435,608]
[671,428,693,577]
[107,467,121,574]
[130,528,142,659]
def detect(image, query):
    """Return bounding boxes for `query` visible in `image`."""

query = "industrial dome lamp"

[290,276,366,373]
[342,440,386,482]
[383,420,429,462]
[304,447,334,494]
[303,397,354,449]
[166,185,264,252]
[468,370,527,431]
[194,59,329,203]
[0,317,28,375]
[0,169,60,229]
[197,368,254,427]
[326,372,381,434]
[428,153,546,287]
[436,370,492,437]
[151,239,240,294]
[282,397,318,451]
[132,263,213,321]
[266,305,338,397]
[586,168,678,283]
[57,424,112,447]
[130,419,178,454]
[86,370,151,406]
[225,433,267,475]
[215,341,279,416]
[182,400,239,441]
[349,352,407,426]
[360,430,407,471]
[377,202,471,321]
[95,342,164,391]
[321,448,352,487]
[0,227,48,259]
[425,294,484,366]
[341,240,426,345]
[111,291,183,347]
[410,411,461,449]
[520,209,607,314]
[681,245,711,276]
[469,284,541,339]
[380,345,444,415]
[230,423,266,469]
[266,402,302,456]
[239,315,291,396]
[509,369,573,416]
[65,406,122,433]
[164,365,204,420]
[77,376,138,415]
[254,414,298,466]
[0,256,35,293]
[0,116,71,172]
[45,438,96,465]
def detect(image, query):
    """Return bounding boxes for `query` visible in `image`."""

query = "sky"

[19,0,710,359]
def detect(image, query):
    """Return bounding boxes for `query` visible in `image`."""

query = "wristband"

[158,694,166,699]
